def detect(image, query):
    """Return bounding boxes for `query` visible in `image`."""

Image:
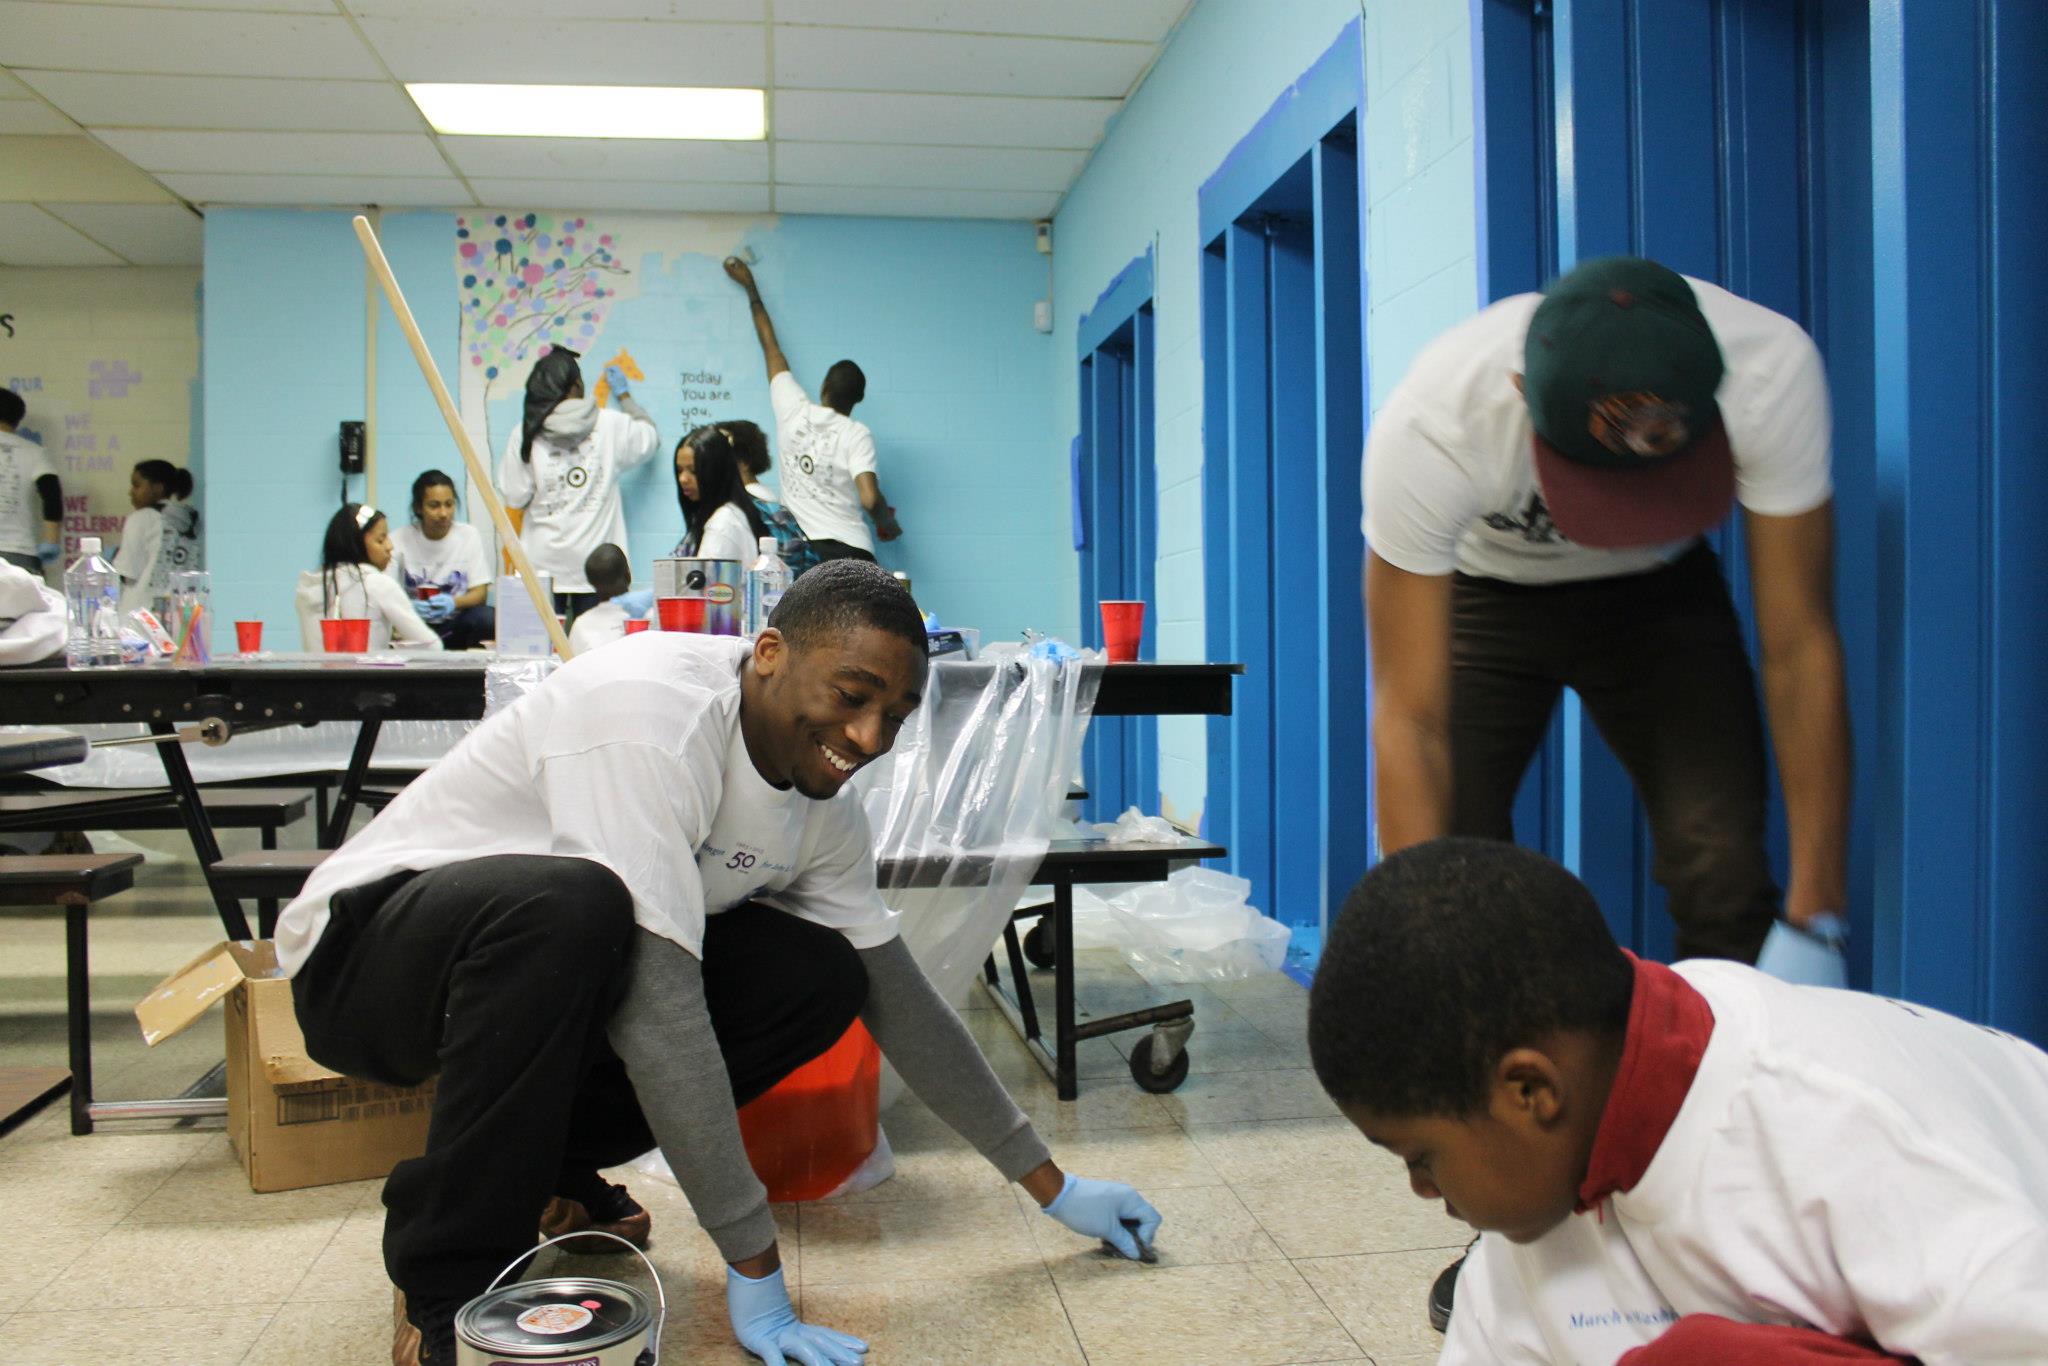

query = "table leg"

[66,901,91,1136]
[257,824,279,938]
[323,717,384,847]
[1001,924,1042,1043]
[153,721,252,941]
[1052,878,1077,1101]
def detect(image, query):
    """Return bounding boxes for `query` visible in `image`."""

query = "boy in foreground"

[1307,839,2048,1364]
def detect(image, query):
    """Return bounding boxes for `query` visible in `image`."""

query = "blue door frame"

[1198,23,1370,968]
[1076,255,1158,820]
[1472,0,2048,1040]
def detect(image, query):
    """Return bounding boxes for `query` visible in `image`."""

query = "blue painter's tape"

[1197,19,1364,245]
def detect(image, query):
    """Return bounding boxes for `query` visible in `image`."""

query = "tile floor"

[0,835,1466,1364]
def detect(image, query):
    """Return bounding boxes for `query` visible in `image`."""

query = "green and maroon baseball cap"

[1522,256,1733,548]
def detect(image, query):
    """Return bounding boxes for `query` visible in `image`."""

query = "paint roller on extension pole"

[350,214,575,660]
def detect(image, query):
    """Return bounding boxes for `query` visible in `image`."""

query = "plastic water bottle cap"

[80,536,101,555]
[758,536,777,553]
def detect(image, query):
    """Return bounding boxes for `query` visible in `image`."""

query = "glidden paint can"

[456,1233,665,1366]
[652,557,742,636]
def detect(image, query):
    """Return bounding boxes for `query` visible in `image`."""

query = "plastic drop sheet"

[0,656,555,788]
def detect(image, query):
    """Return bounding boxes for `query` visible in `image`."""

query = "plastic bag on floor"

[1081,867,1291,983]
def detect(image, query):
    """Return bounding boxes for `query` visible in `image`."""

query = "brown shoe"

[392,1286,461,1364]
[392,1288,419,1366]
[539,1178,652,1253]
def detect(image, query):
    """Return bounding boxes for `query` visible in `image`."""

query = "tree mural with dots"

[456,211,631,398]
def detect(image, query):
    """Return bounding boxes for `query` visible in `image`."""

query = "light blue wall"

[1052,0,1479,828]
[202,209,1061,643]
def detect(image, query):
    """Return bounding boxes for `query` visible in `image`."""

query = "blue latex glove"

[1042,1173,1163,1260]
[604,364,631,397]
[420,592,455,623]
[36,541,61,565]
[727,1266,868,1366]
[1756,913,1849,989]
[615,587,654,618]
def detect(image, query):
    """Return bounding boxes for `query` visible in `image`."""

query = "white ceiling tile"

[60,0,337,10]
[356,17,764,86]
[467,178,769,212]
[0,203,124,264]
[774,27,1151,98]
[21,72,423,132]
[349,0,762,18]
[157,172,472,207]
[772,0,1188,44]
[772,91,1116,149]
[40,202,202,264]
[0,99,72,134]
[772,184,1054,220]
[775,141,1083,192]
[0,134,175,203]
[443,135,766,183]
[0,69,32,96]
[0,3,383,78]
[95,130,449,176]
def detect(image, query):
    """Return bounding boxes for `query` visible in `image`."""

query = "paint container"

[456,1231,665,1366]
[651,557,741,636]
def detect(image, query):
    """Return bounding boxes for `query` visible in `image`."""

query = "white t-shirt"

[1441,962,2048,1365]
[567,598,628,654]
[769,371,877,553]
[388,521,491,600]
[273,632,898,975]
[497,407,659,592]
[1363,279,1834,584]
[0,429,55,559]
[680,501,758,566]
[293,564,444,652]
[113,506,163,617]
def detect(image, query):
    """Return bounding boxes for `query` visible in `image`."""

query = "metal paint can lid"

[455,1277,651,1357]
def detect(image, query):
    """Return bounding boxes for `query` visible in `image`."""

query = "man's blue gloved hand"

[603,364,631,397]
[727,1265,868,1366]
[420,592,455,623]
[36,541,61,565]
[1042,1173,1163,1260]
[615,587,654,618]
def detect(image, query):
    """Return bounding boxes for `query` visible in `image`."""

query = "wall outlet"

[1033,299,1053,333]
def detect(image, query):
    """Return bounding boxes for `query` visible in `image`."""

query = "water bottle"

[745,536,791,636]
[64,536,121,668]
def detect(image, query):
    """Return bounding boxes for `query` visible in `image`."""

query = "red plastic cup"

[338,618,371,652]
[1099,600,1145,662]
[414,584,438,602]
[624,618,650,635]
[656,597,706,632]
[234,620,263,653]
[319,618,346,653]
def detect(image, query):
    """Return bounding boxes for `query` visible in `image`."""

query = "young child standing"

[295,503,441,651]
[112,459,201,617]
[390,469,493,649]
[1307,839,2048,1365]
[565,543,635,655]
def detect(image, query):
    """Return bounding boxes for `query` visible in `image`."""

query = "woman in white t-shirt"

[294,503,441,651]
[389,469,493,649]
[112,458,202,617]
[496,347,658,620]
[672,425,769,564]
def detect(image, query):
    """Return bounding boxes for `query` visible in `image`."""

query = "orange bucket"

[736,1020,881,1202]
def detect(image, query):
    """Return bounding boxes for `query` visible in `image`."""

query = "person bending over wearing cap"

[275,560,1162,1366]
[1361,257,1852,1327]
[1307,838,2048,1365]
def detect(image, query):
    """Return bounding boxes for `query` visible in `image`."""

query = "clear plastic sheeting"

[1060,806,1188,845]
[0,655,555,788]
[1069,867,1291,984]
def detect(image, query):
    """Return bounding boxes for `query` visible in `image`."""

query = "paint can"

[456,1231,666,1366]
[652,557,742,636]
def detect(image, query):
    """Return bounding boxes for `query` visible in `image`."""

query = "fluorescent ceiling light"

[407,84,765,140]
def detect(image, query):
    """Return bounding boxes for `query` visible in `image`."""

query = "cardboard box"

[137,941,434,1193]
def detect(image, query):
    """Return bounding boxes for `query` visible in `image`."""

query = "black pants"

[1449,543,1778,963]
[806,539,876,564]
[431,602,495,651]
[290,854,866,1300]
[0,550,43,576]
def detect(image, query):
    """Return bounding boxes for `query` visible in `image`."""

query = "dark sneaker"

[393,1289,464,1366]
[1428,1243,1477,1333]
[540,1176,652,1253]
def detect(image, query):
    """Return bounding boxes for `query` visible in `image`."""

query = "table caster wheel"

[1128,1031,1191,1093]
[1023,921,1056,969]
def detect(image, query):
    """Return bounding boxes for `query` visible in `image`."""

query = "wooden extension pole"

[351,214,575,660]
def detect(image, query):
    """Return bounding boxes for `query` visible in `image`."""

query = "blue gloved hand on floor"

[1042,1173,1163,1260]
[727,1265,868,1366]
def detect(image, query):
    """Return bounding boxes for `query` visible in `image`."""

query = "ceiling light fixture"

[406,84,766,140]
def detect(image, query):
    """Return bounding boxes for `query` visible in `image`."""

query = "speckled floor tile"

[283,1207,389,1305]
[1111,1021,1313,1073]
[801,1266,1086,1366]
[40,1215,343,1311]
[241,1296,392,1366]
[1157,1067,1341,1125]
[1016,1120,1226,1190]
[0,1303,278,1365]
[0,1226,109,1316]
[801,1194,1041,1287]
[1182,1117,1389,1187]
[124,1141,376,1223]
[1294,1249,1465,1359]
[1234,1171,1472,1259]
[1053,1257,1360,1366]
